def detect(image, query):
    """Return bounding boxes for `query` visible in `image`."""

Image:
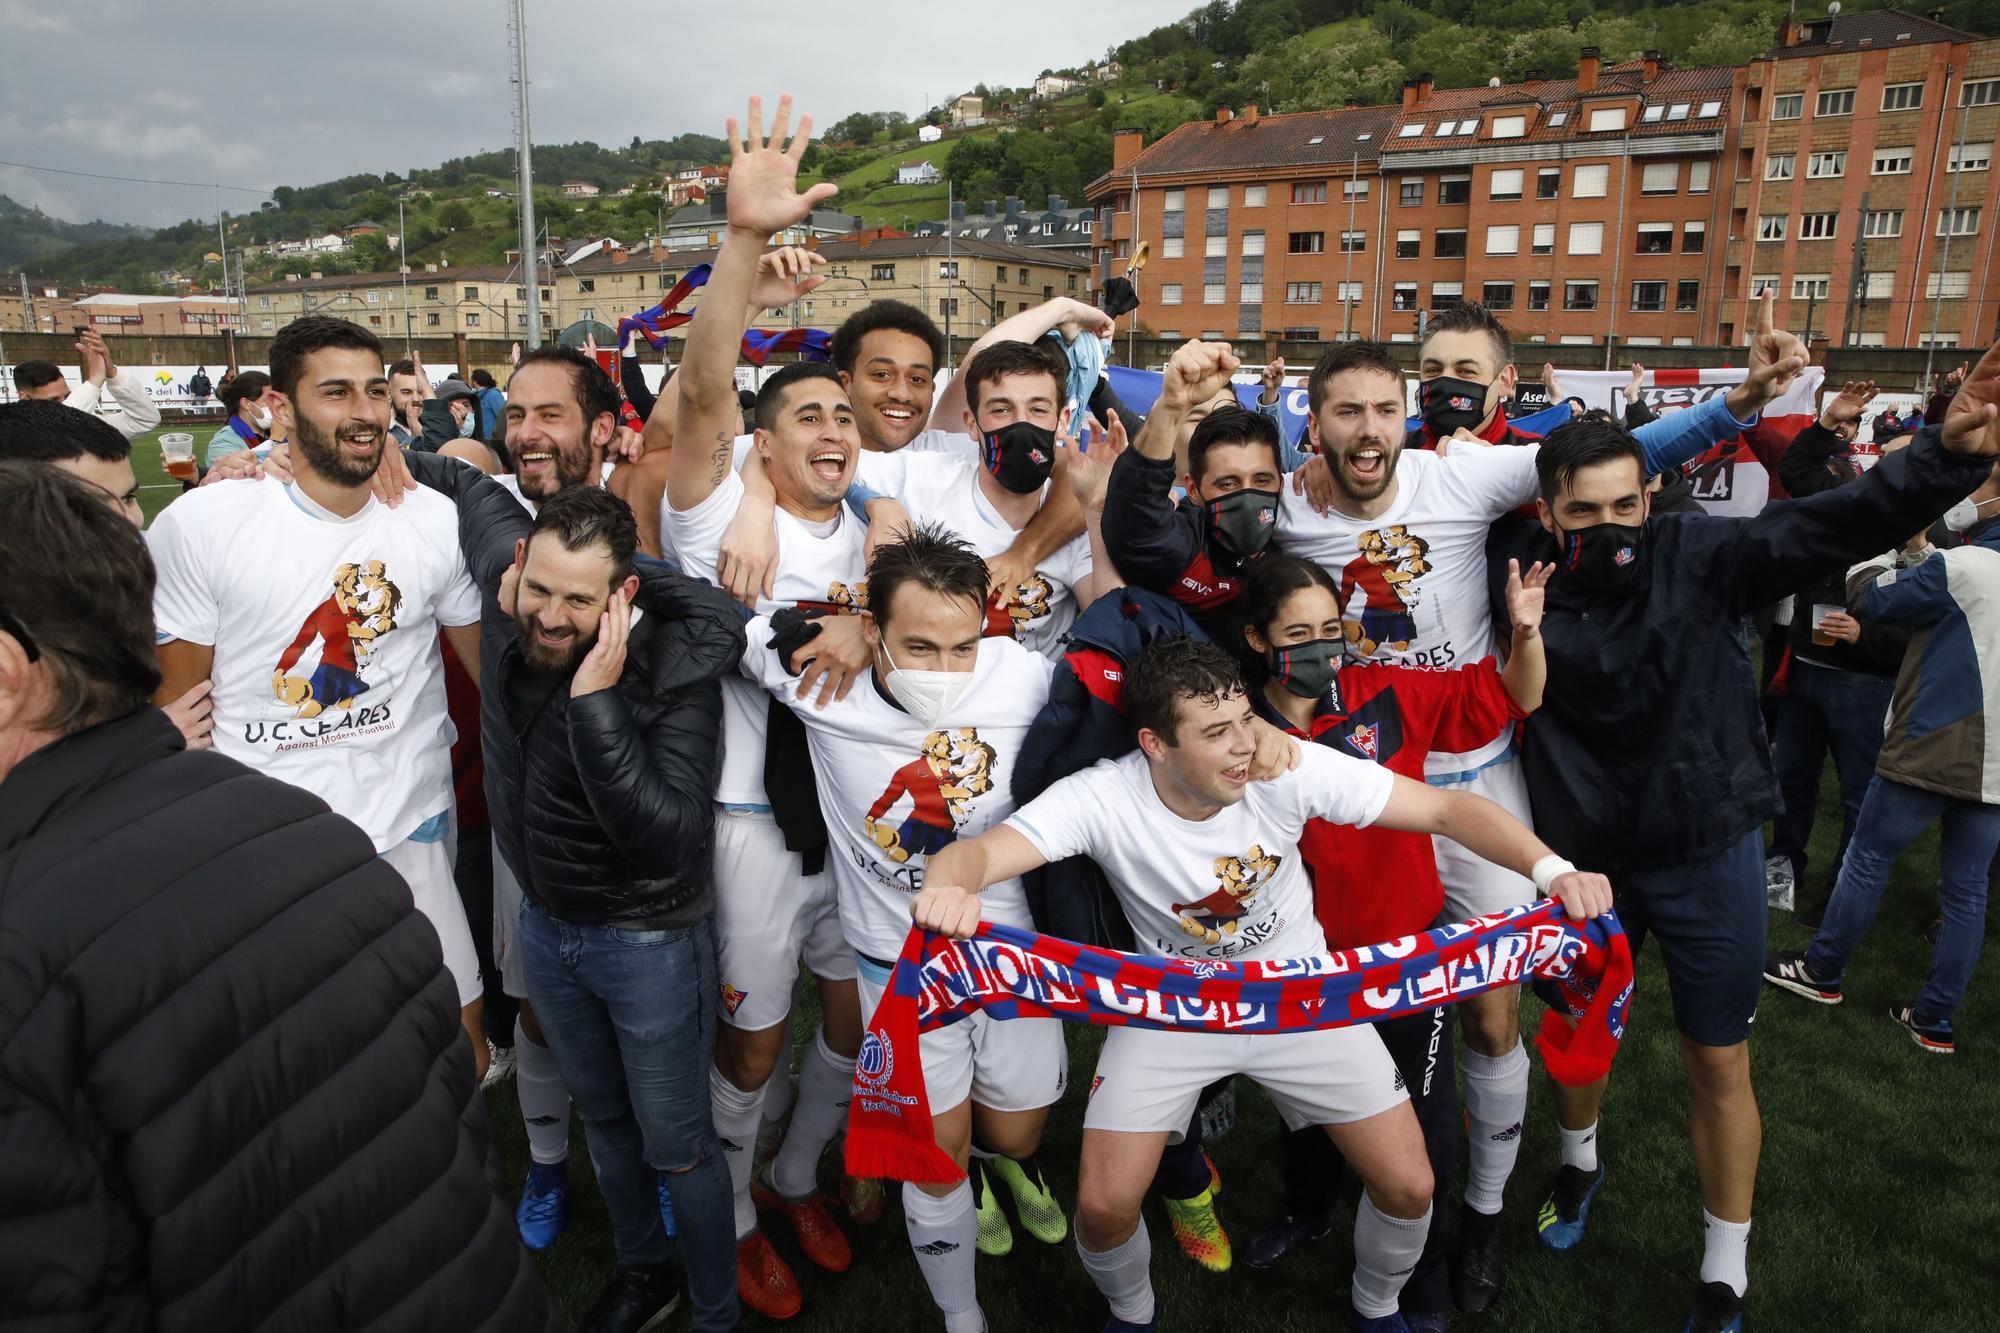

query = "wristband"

[1530,854,1577,898]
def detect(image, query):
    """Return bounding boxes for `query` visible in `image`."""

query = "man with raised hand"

[1484,348,2000,1332]
[661,94,873,1322]
[912,635,1612,1333]
[1274,293,1806,1316]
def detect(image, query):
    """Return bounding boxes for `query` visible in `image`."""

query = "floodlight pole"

[512,0,542,348]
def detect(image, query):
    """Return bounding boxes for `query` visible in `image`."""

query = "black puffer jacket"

[0,708,548,1332]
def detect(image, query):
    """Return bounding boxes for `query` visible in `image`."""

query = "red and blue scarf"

[616,263,831,365]
[845,900,1634,1184]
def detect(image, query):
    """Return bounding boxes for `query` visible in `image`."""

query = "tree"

[437,200,474,231]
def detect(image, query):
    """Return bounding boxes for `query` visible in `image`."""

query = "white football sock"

[903,1181,983,1331]
[1351,1195,1431,1319]
[1700,1209,1751,1297]
[1460,1041,1529,1215]
[1560,1120,1600,1174]
[1077,1219,1156,1324]
[709,1065,766,1239]
[513,1018,570,1167]
[769,1030,853,1200]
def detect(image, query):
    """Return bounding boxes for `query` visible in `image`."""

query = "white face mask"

[877,640,973,728]
[248,404,273,432]
[1944,495,1998,532]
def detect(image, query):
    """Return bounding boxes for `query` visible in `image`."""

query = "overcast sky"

[0,0,1170,228]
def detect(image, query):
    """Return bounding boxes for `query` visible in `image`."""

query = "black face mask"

[982,422,1056,494]
[1558,519,1645,593]
[1203,486,1280,562]
[1421,374,1491,437]
[1270,636,1342,700]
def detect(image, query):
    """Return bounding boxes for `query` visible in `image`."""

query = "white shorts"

[714,808,856,1032]
[381,822,483,1010]
[1083,1024,1405,1135]
[492,837,527,1000]
[856,961,1067,1114]
[1432,754,1535,922]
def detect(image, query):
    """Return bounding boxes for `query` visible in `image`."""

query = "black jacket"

[406,451,745,926]
[0,709,547,1332]
[1487,426,1992,874]
[1101,448,1252,629]
[1775,419,1912,677]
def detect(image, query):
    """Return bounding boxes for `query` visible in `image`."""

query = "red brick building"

[1089,8,2000,351]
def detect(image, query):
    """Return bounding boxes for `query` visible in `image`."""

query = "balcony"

[1103,211,1133,243]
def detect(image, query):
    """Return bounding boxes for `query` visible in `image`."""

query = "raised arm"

[1630,290,1807,477]
[930,296,1114,432]
[669,95,835,515]
[910,824,1051,938]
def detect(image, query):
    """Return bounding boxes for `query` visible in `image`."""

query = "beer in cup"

[159,433,197,482]
[1810,603,1841,647]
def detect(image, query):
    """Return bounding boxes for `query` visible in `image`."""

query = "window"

[1690,161,1712,193]
[426,312,441,326]
[1537,168,1561,199]
[1203,282,1225,304]
[1790,274,1829,300]
[1588,106,1627,132]
[1641,162,1678,194]
[1668,103,1691,121]
[1808,151,1846,178]
[1750,273,1780,296]
[1400,177,1423,206]
[1344,179,1369,201]
[1528,281,1552,311]
[1799,212,1838,240]
[938,298,959,317]
[1920,334,1962,348]
[1758,214,1787,241]
[1774,93,1803,120]
[366,290,380,303]
[1938,207,1982,236]
[1437,120,1459,137]
[1396,229,1420,258]
[1864,272,1896,300]
[1926,271,1970,298]
[1292,181,1327,204]
[1162,236,1184,258]
[1532,223,1556,255]
[1244,185,1268,207]
[1882,82,1925,111]
[1336,281,1364,302]
[1568,221,1604,255]
[1636,222,1673,254]
[367,314,382,325]
[1698,100,1723,117]
[1816,89,1855,116]
[1457,119,1479,136]
[1642,105,1665,123]
[1239,282,1263,304]
[1067,273,1078,292]
[1682,221,1707,254]
[1163,189,1186,212]
[1431,281,1464,307]
[1207,187,1229,208]
[1485,224,1519,256]
[1676,279,1701,312]
[1490,169,1524,200]
[1564,281,1599,310]
[1483,281,1515,310]
[260,317,273,330]
[465,284,483,298]
[1573,164,1609,198]
[1160,284,1183,305]
[1631,281,1667,311]
[1765,153,1795,181]
[1439,176,1471,205]
[1288,231,1324,254]
[1339,230,1366,253]
[1206,235,1228,257]
[1434,229,1467,257]
[1392,282,1419,310]
[871,263,896,281]
[1873,147,1914,175]
[464,312,481,327]
[1019,267,1030,284]
[571,280,590,295]
[1242,230,1266,256]
[1285,282,1322,304]
[1950,143,1992,172]
[1548,109,1569,127]
[1964,78,2000,107]
[1493,114,1527,138]
[1863,209,1904,238]
[939,261,960,280]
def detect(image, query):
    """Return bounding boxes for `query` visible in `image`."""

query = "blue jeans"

[519,900,738,1331]
[1807,775,2000,1025]
[1769,662,1894,887]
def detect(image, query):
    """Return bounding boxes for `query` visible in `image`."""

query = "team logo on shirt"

[1339,526,1431,658]
[1169,845,1283,946]
[864,728,998,864]
[270,559,404,720]
[985,573,1056,640]
[1345,721,1381,761]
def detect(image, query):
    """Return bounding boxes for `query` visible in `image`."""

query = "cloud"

[0,1,74,34]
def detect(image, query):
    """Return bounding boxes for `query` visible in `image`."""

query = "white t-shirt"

[148,478,482,851]
[855,450,1093,659]
[744,623,1056,960]
[664,466,869,804]
[1276,446,1538,776]
[901,427,980,460]
[1008,744,1395,962]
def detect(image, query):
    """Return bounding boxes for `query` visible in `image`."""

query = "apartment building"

[71,293,244,336]
[247,265,553,339]
[0,278,87,334]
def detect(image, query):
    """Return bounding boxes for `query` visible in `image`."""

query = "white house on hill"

[896,160,940,186]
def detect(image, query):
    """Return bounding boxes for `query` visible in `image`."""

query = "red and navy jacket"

[1250,659,1523,947]
[1100,448,1249,631]
[1014,585,1211,950]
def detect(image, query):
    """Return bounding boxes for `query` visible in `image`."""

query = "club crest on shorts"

[719,983,747,1017]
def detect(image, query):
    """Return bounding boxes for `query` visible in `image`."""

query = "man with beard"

[1485,382,1999,1333]
[1275,296,1804,1317]
[147,316,492,1078]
